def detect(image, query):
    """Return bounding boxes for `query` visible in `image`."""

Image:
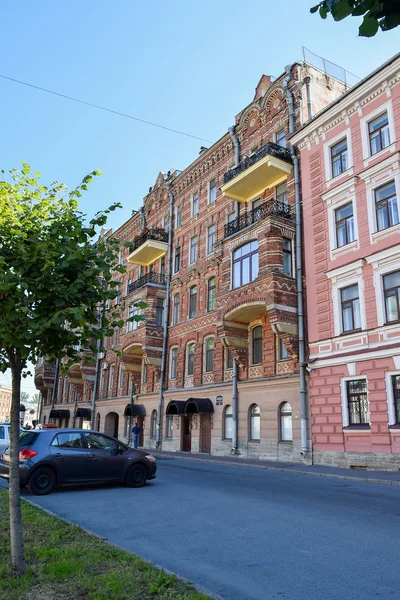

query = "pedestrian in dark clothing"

[132,422,141,448]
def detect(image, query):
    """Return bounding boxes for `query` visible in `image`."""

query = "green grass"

[0,490,210,600]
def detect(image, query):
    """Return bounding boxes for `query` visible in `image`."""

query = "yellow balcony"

[221,142,292,202]
[127,228,168,266]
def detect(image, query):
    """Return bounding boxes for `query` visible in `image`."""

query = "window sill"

[279,440,293,444]
[326,167,354,188]
[248,439,260,443]
[331,240,358,259]
[340,328,362,337]
[371,221,400,244]
[384,319,400,326]
[363,142,396,168]
[389,424,400,429]
[343,426,370,431]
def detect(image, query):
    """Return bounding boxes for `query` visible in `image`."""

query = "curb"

[22,496,224,600]
[152,452,400,487]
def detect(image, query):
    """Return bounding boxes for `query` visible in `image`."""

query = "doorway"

[104,412,119,439]
[182,416,191,452]
[200,414,211,453]
[137,415,144,447]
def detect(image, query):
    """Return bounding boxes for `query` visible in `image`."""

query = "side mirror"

[110,448,119,457]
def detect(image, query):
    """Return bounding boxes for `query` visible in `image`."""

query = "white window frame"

[191,192,199,217]
[275,129,287,148]
[340,376,369,428]
[208,179,217,205]
[322,177,359,259]
[326,259,366,337]
[359,153,400,244]
[189,235,198,265]
[323,128,353,186]
[385,370,400,426]
[365,244,400,326]
[360,100,396,165]
[207,224,216,256]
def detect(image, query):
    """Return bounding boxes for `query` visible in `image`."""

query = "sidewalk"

[146,448,400,487]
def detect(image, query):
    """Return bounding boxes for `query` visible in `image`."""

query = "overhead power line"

[0,73,212,143]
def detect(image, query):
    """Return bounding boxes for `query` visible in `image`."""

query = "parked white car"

[0,423,24,453]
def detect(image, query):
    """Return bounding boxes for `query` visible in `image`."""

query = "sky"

[1,0,399,397]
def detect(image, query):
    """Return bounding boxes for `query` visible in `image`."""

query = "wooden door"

[182,416,191,452]
[137,416,144,447]
[200,414,211,453]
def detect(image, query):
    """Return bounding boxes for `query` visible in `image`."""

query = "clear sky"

[1,0,399,397]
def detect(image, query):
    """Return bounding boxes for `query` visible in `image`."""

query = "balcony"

[127,228,168,266]
[224,199,293,238]
[127,272,167,294]
[221,142,292,202]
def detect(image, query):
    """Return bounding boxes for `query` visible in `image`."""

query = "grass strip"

[0,490,210,600]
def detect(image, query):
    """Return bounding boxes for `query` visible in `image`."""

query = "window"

[189,286,197,319]
[375,182,399,232]
[118,365,124,389]
[391,375,400,424]
[151,410,157,438]
[383,270,400,323]
[174,247,181,274]
[207,277,216,312]
[108,365,114,394]
[226,348,233,369]
[174,206,182,230]
[224,405,233,440]
[249,404,260,441]
[279,338,290,361]
[170,347,178,379]
[113,327,119,347]
[207,225,216,255]
[369,112,390,155]
[85,432,119,451]
[166,415,173,438]
[209,179,217,204]
[283,239,293,276]
[190,236,198,265]
[331,138,348,178]
[160,257,165,277]
[156,297,165,327]
[127,305,141,332]
[276,182,288,205]
[276,129,286,148]
[205,338,214,372]
[341,284,361,332]
[187,343,195,375]
[142,362,148,384]
[0,425,4,440]
[51,432,83,448]
[172,294,180,325]
[232,241,259,288]
[100,370,105,393]
[252,326,262,365]
[346,380,369,425]
[280,402,293,441]
[228,209,238,223]
[335,202,355,247]
[192,192,199,217]
[126,278,131,294]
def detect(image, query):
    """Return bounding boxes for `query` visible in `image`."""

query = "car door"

[83,432,127,482]
[0,425,7,454]
[49,432,89,483]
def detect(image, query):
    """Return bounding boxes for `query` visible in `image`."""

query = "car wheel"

[28,467,55,495]
[126,463,148,488]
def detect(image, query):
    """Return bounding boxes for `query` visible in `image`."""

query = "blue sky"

[1,0,399,397]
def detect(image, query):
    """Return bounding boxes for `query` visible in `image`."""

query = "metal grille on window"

[346,380,369,425]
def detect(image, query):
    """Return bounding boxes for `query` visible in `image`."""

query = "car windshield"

[20,432,39,447]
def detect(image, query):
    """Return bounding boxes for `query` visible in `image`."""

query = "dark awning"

[49,409,58,419]
[75,408,91,419]
[124,403,146,417]
[57,409,70,419]
[166,401,186,415]
[185,398,214,414]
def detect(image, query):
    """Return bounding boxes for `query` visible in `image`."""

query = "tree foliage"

[310,0,400,36]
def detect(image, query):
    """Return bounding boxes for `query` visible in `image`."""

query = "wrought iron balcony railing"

[224,199,293,238]
[130,228,168,253]
[223,142,292,185]
[127,272,167,294]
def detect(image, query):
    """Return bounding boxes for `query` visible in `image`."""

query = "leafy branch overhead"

[310,0,400,37]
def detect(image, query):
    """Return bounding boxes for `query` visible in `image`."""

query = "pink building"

[292,53,400,470]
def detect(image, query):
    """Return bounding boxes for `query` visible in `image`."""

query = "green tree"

[311,0,400,36]
[0,164,143,575]
[19,392,30,405]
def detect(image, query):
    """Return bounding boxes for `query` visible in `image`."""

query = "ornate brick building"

[37,61,345,462]
[0,385,12,422]
[292,52,400,470]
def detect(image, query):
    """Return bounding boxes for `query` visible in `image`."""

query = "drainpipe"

[290,144,308,458]
[50,359,60,412]
[228,126,240,167]
[90,335,102,430]
[156,180,174,449]
[304,77,312,121]
[283,66,295,135]
[231,359,239,455]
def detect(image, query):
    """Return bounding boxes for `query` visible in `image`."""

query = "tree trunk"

[8,353,25,575]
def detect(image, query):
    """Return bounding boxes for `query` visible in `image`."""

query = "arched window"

[249,404,260,441]
[187,343,195,375]
[232,241,259,289]
[151,410,157,438]
[224,405,233,440]
[207,278,216,312]
[252,326,263,365]
[96,412,101,431]
[205,338,214,372]
[280,402,292,442]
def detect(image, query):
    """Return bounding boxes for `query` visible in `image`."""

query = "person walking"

[132,422,141,449]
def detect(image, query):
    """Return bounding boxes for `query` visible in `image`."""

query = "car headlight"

[145,454,156,463]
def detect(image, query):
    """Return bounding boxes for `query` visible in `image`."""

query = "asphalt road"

[2,458,400,600]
